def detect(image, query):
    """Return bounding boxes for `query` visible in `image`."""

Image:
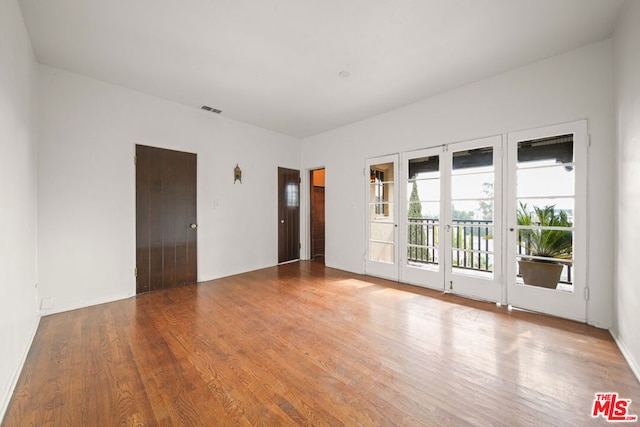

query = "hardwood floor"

[3,261,639,426]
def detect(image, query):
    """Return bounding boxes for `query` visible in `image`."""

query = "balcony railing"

[407,218,439,265]
[407,218,572,283]
[407,218,493,272]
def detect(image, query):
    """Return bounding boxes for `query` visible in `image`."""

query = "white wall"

[0,0,40,418]
[37,65,300,314]
[301,40,616,328]
[613,0,640,380]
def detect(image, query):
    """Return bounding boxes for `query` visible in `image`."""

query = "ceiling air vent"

[200,105,222,114]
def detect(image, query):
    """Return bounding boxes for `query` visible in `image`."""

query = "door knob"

[190,223,197,229]
[445,224,451,231]
[280,220,285,224]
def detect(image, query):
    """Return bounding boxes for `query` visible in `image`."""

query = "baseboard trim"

[40,294,132,316]
[610,329,640,385]
[0,313,41,423]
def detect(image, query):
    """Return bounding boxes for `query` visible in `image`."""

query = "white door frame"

[364,120,588,323]
[365,154,399,281]
[398,136,503,302]
[444,136,503,302]
[400,146,445,291]
[505,120,588,322]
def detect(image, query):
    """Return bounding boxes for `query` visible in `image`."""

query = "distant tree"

[479,182,493,220]
[407,181,427,262]
[408,181,423,219]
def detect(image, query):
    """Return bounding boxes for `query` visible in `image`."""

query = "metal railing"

[407,218,439,264]
[407,218,492,272]
[407,218,573,283]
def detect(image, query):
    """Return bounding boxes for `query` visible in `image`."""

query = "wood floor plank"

[3,261,640,426]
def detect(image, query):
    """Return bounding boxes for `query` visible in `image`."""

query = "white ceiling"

[18,0,624,138]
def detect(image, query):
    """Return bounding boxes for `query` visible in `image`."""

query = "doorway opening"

[310,169,326,263]
[364,120,587,322]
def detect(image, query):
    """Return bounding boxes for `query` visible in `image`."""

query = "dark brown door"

[136,145,197,294]
[278,167,300,263]
[310,169,325,259]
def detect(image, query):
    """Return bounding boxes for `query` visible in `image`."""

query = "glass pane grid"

[407,245,439,266]
[451,249,494,273]
[516,134,575,291]
[449,145,495,278]
[369,241,395,264]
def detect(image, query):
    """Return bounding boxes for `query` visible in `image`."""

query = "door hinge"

[587,134,591,147]
[299,243,301,249]
[134,155,137,166]
[585,287,590,301]
[449,280,453,290]
[134,267,137,278]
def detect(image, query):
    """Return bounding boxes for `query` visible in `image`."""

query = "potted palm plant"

[517,202,572,289]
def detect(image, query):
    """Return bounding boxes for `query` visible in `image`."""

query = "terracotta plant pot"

[518,260,563,289]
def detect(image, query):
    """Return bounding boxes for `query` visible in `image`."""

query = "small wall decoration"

[234,164,242,184]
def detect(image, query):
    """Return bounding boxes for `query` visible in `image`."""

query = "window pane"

[516,133,575,291]
[451,173,494,200]
[370,221,395,244]
[517,166,574,198]
[407,247,439,269]
[369,241,394,263]
[285,183,299,207]
[407,178,440,201]
[408,156,439,178]
[369,203,394,218]
[452,147,493,172]
[370,162,395,218]
[518,134,573,165]
[452,201,493,222]
[407,201,439,220]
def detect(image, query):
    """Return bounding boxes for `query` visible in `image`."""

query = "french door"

[365,121,587,322]
[399,136,503,302]
[365,155,399,280]
[506,121,587,322]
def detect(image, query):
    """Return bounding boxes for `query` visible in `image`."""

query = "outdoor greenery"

[406,179,493,268]
[407,181,429,261]
[517,202,573,260]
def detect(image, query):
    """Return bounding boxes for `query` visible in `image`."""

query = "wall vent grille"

[200,105,222,114]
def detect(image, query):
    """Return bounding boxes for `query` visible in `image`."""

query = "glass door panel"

[450,147,495,278]
[401,148,444,289]
[365,155,399,280]
[444,137,502,302]
[400,136,502,302]
[506,121,587,322]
